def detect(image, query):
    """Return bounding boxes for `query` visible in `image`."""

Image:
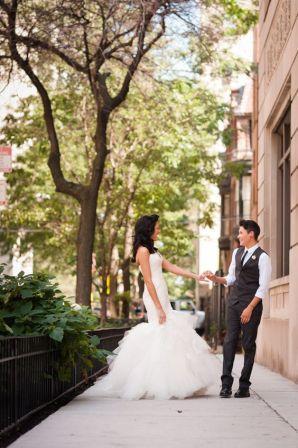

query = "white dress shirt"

[225,244,272,299]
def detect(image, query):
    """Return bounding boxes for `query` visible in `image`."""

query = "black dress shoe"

[219,386,232,398]
[234,388,250,398]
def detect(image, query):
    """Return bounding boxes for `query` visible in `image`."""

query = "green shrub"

[0,265,109,381]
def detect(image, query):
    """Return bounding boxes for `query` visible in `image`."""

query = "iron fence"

[0,327,129,440]
[208,270,226,349]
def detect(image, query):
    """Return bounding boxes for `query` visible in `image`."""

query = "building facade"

[219,81,253,275]
[254,0,298,382]
[212,80,253,347]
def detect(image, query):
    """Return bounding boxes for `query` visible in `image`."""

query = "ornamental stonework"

[266,0,291,83]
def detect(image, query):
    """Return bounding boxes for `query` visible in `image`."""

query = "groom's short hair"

[239,219,260,241]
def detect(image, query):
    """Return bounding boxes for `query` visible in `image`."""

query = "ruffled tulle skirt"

[95,311,218,400]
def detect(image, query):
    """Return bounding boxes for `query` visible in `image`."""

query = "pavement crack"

[211,355,298,434]
[252,389,298,434]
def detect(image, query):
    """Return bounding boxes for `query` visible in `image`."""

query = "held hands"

[157,307,166,325]
[202,271,217,282]
[194,273,207,282]
[192,272,214,282]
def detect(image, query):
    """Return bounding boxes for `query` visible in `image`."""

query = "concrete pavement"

[10,355,298,448]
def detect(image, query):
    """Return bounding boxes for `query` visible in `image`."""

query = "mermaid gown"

[95,252,217,399]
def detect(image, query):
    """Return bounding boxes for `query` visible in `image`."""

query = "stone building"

[253,0,298,382]
[211,79,253,347]
[219,80,253,275]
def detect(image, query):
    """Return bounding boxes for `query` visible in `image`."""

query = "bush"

[0,266,109,381]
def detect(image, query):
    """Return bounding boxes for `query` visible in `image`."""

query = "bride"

[95,214,217,400]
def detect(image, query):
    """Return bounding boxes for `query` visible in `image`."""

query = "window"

[275,107,291,277]
[241,175,252,219]
[235,174,251,220]
[235,179,239,219]
[222,193,230,236]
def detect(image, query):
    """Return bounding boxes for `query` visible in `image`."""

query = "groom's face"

[238,226,251,247]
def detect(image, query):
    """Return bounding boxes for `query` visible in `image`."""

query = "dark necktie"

[241,250,248,267]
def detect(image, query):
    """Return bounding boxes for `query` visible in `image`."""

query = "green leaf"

[90,335,100,346]
[49,327,64,342]
[81,357,93,368]
[29,308,45,315]
[0,320,14,334]
[94,348,112,360]
[0,310,17,318]
[2,292,12,305]
[100,349,112,357]
[44,315,58,324]
[17,301,33,315]
[21,289,34,298]
[11,324,25,335]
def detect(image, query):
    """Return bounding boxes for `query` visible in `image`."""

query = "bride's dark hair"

[132,214,159,262]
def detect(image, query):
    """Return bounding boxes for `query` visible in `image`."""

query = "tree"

[0,0,258,306]
[92,78,226,320]
[0,0,194,305]
[1,76,225,318]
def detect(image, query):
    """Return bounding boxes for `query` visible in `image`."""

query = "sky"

[0,80,34,126]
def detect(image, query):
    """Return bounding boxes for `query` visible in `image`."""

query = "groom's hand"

[203,271,216,282]
[195,274,207,281]
[240,306,253,324]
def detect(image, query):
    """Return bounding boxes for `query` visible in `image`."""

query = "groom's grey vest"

[229,246,266,306]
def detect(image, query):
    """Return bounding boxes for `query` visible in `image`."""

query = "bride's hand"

[194,273,206,281]
[157,308,166,325]
[203,271,216,282]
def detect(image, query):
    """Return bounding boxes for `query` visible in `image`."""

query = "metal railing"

[0,327,129,439]
[208,270,226,350]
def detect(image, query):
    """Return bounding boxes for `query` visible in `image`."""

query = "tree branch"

[10,33,88,73]
[6,0,85,202]
[110,11,166,110]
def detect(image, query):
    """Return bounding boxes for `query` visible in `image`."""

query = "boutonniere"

[252,255,256,260]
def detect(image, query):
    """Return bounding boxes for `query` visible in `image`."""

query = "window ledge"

[270,276,289,289]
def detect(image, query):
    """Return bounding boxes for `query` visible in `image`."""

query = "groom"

[204,219,271,398]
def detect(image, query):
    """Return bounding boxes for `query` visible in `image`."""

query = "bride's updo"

[132,214,159,262]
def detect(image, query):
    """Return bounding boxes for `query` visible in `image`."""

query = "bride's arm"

[137,247,166,324]
[162,258,203,281]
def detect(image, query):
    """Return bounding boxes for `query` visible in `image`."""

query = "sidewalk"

[10,355,298,448]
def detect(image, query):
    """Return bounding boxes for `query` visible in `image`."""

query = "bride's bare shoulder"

[136,246,150,264]
[137,246,149,256]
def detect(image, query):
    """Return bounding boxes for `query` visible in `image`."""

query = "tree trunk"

[109,246,120,317]
[76,196,97,306]
[109,272,119,318]
[100,269,108,324]
[122,257,130,319]
[121,218,133,319]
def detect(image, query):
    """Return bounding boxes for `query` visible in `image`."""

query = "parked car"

[170,298,205,335]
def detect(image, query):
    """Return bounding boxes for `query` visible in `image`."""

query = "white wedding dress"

[95,252,217,400]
